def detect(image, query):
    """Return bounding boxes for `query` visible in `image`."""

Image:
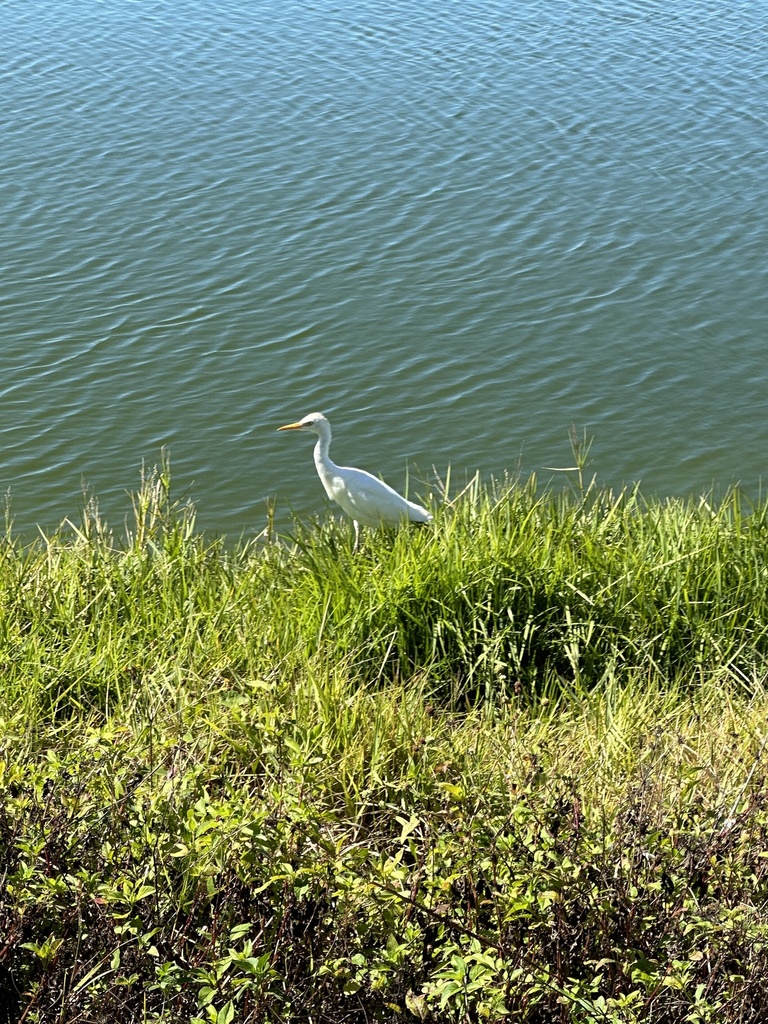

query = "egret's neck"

[312,421,335,475]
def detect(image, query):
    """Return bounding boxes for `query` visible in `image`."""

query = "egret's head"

[277,412,329,435]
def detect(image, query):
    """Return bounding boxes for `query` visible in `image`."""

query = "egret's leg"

[353,520,360,552]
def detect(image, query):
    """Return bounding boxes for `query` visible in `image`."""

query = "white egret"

[277,412,432,546]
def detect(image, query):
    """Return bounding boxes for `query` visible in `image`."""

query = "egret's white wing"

[328,465,428,526]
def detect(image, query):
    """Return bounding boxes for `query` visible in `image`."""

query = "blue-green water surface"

[2,0,767,536]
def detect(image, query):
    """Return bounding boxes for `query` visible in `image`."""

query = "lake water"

[2,0,767,538]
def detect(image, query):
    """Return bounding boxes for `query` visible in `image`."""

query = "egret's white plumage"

[277,412,431,541]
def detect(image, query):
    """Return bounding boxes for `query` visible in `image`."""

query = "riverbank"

[1,467,768,1022]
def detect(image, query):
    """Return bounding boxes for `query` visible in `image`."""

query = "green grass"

[2,460,768,1022]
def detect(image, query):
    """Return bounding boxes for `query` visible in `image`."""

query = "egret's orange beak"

[277,421,304,432]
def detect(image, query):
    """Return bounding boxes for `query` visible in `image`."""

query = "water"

[2,0,767,538]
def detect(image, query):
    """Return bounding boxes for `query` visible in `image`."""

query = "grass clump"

[1,461,768,1021]
[278,473,768,698]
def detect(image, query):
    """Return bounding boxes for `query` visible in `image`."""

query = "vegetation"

[2,458,768,1022]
